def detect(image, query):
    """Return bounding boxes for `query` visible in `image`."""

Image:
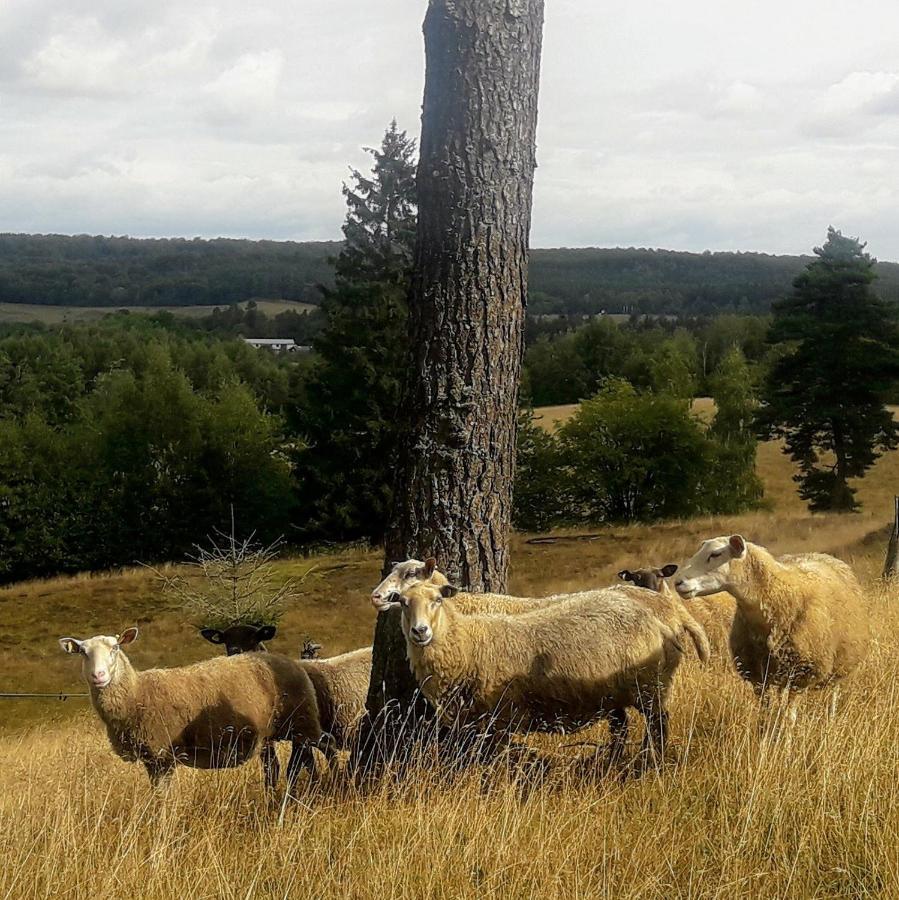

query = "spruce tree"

[757,228,899,511]
[293,123,417,541]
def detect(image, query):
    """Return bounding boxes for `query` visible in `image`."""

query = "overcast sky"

[3,0,899,258]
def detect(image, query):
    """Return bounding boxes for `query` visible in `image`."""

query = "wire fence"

[0,692,89,700]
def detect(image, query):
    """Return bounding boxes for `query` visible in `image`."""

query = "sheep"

[389,581,689,764]
[200,623,370,750]
[618,564,728,661]
[371,557,560,615]
[59,626,329,791]
[674,534,870,720]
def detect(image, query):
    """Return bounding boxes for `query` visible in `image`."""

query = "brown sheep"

[60,627,328,791]
[391,582,689,763]
[675,535,870,720]
[200,624,370,749]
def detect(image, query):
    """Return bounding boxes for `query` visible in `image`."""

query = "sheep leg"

[640,704,669,767]
[261,740,280,792]
[607,708,628,763]
[144,760,175,792]
[285,739,318,793]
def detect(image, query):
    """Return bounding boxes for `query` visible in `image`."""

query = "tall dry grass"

[3,581,898,898]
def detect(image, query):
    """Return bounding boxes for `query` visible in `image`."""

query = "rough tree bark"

[352,0,544,774]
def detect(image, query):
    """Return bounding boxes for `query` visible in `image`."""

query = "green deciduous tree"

[757,228,899,511]
[558,380,712,523]
[512,410,566,532]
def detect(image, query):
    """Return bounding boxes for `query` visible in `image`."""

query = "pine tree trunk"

[351,0,544,776]
[883,496,899,580]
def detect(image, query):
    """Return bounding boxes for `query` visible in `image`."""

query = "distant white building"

[242,338,310,353]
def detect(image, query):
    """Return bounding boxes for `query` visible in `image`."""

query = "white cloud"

[23,15,129,96]
[1,0,898,258]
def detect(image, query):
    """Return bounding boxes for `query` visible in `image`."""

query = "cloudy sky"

[3,0,899,258]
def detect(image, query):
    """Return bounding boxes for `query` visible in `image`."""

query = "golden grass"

[3,580,899,899]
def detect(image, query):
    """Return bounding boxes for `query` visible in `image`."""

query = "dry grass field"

[0,298,316,325]
[3,419,899,898]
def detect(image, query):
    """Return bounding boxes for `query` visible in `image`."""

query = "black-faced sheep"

[199,624,370,749]
[618,564,726,661]
[59,627,328,791]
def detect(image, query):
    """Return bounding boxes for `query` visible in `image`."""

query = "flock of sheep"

[58,533,871,794]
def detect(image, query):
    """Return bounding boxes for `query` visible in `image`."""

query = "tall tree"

[355,0,544,770]
[292,124,417,541]
[757,228,899,511]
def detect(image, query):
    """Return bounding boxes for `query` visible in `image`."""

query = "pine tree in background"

[292,123,417,542]
[757,228,899,511]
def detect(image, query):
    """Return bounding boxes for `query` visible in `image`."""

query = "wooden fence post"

[882,496,899,580]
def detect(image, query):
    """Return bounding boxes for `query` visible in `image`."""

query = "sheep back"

[300,647,372,744]
[730,548,870,690]
[408,591,680,733]
[100,653,321,769]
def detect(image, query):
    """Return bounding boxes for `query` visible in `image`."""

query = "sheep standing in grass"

[60,627,328,791]
[389,581,688,763]
[200,624,371,749]
[675,535,870,719]
[618,564,729,661]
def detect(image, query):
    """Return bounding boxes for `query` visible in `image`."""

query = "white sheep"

[390,581,689,763]
[372,557,566,614]
[59,627,329,790]
[675,534,870,720]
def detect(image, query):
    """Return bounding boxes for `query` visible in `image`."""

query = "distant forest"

[3,232,899,316]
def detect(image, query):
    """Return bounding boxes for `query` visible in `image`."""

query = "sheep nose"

[94,670,106,680]
[411,625,430,640]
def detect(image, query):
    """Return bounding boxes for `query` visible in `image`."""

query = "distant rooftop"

[242,338,310,352]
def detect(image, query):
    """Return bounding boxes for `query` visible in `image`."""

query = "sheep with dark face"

[618,564,727,661]
[59,627,328,792]
[200,623,370,750]
[200,623,277,657]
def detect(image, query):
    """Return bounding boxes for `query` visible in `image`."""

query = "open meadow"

[2,424,899,898]
[0,299,316,326]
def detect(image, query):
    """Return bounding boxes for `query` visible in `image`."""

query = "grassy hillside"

[3,415,899,897]
[2,514,897,898]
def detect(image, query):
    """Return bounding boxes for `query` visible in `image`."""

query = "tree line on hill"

[4,231,898,318]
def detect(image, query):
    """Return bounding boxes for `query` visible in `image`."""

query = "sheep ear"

[201,629,224,644]
[59,637,82,654]
[660,564,678,577]
[439,584,459,599]
[728,535,746,558]
[617,570,633,582]
[423,557,437,577]
[118,627,139,646]
[256,625,277,642]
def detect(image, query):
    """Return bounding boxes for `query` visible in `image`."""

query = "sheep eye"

[708,551,721,562]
